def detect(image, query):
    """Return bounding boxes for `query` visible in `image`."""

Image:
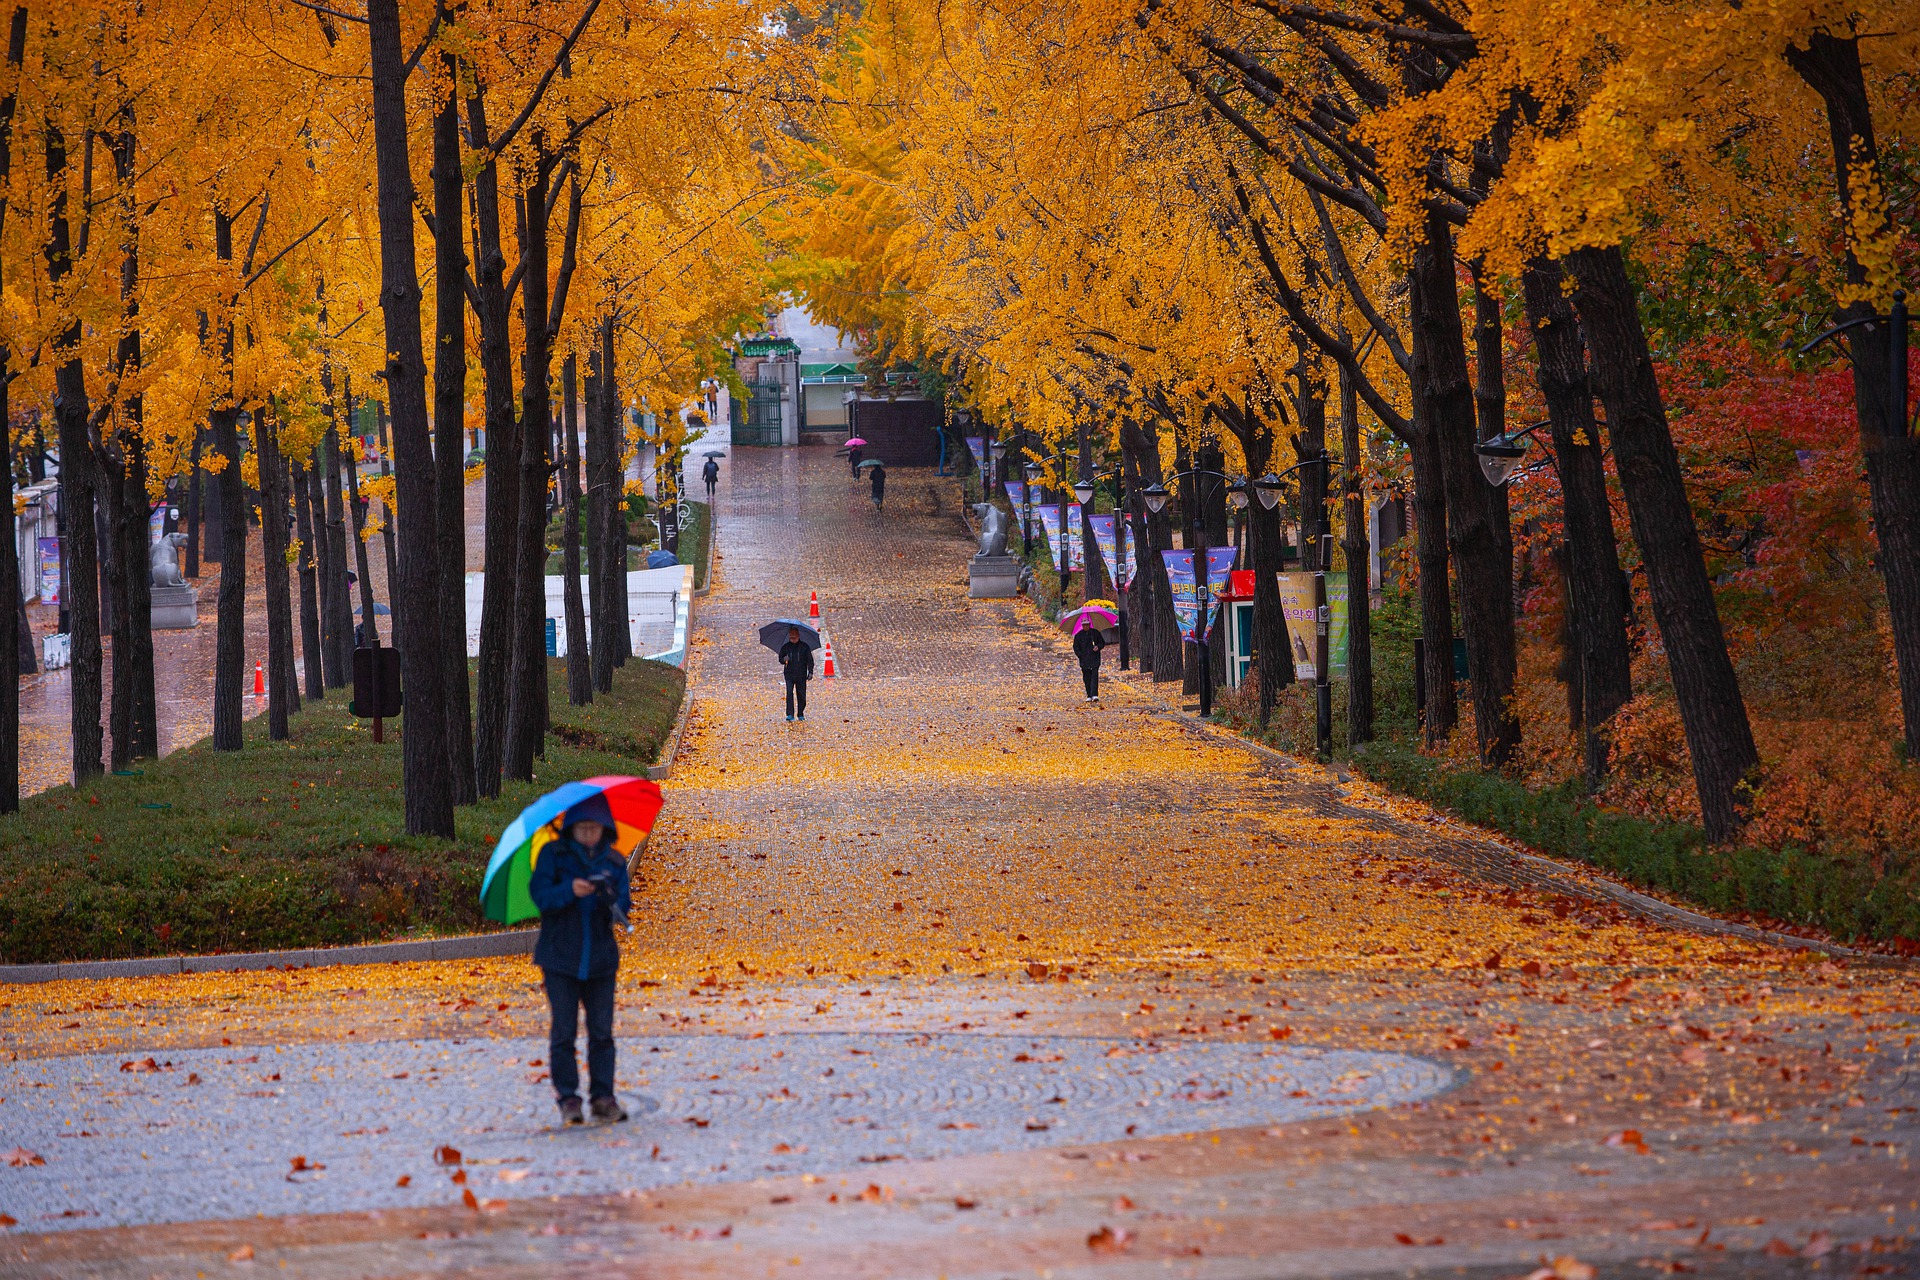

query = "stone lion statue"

[972,503,1010,558]
[151,531,188,588]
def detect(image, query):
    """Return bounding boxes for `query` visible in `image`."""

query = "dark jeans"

[1081,665,1099,697]
[786,677,808,718]
[704,480,716,498]
[543,968,617,1101]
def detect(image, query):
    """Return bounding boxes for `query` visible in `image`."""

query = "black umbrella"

[855,458,886,471]
[759,619,821,652]
[703,450,726,458]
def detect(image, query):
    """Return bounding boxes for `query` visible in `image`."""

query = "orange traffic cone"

[821,635,836,678]
[809,590,820,619]
[254,661,265,696]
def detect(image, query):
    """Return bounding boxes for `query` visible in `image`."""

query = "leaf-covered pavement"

[1,447,1914,1278]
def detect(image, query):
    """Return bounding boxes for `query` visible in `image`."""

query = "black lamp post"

[1140,469,1250,718]
[989,437,1008,503]
[1025,452,1076,605]
[1075,469,1133,668]
[1247,454,1335,747]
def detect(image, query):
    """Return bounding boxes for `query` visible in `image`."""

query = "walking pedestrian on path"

[1073,622,1105,700]
[528,795,632,1127]
[779,624,814,721]
[702,456,719,500]
[869,463,886,511]
[847,444,863,477]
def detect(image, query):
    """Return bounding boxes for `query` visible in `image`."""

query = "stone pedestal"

[968,554,1020,599]
[150,583,200,630]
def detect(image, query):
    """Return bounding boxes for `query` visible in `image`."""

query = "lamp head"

[989,440,1007,462]
[1071,479,1095,505]
[1142,482,1170,515]
[1475,434,1529,487]
[1023,462,1040,482]
[1252,472,1285,511]
[1227,478,1250,511]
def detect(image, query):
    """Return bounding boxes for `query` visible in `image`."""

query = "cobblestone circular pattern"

[1,1033,1452,1230]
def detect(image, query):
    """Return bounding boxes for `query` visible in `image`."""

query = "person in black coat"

[778,625,814,721]
[869,464,886,510]
[529,794,633,1125]
[702,456,719,499]
[1073,623,1106,700]
[847,444,863,477]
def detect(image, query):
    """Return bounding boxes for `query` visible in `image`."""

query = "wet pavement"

[1,447,1915,1279]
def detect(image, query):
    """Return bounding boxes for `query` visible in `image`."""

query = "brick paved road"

[2,447,1914,1279]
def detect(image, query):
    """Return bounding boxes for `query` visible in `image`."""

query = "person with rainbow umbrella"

[481,776,663,1126]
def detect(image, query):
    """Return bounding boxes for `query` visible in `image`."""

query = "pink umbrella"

[845,437,868,447]
[1059,604,1119,634]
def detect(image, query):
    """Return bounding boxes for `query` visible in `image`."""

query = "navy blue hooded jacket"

[529,796,632,980]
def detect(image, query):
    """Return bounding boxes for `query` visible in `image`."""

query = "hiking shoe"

[590,1096,628,1123]
[786,714,794,722]
[559,1097,585,1126]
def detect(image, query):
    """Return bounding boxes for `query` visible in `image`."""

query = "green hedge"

[1351,739,1920,947]
[0,657,685,964]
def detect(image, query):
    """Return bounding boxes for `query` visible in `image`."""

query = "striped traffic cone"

[821,634,836,678]
[809,590,820,619]
[253,661,265,696]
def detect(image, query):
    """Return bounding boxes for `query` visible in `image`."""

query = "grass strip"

[0,657,685,964]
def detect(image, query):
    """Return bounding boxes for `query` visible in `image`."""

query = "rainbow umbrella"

[480,776,665,925]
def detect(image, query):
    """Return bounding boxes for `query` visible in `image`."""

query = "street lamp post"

[1141,469,1249,718]
[1075,470,1131,669]
[1025,452,1077,607]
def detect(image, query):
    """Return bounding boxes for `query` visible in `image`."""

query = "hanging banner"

[1087,514,1137,589]
[965,437,987,475]
[1034,503,1085,571]
[1162,546,1237,641]
[1278,571,1351,680]
[149,505,168,547]
[37,538,60,606]
[1003,480,1027,511]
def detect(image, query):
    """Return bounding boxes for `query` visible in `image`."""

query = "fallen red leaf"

[3,1149,45,1168]
[434,1146,462,1166]
[1087,1225,1134,1254]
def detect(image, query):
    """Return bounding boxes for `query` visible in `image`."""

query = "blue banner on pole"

[1162,547,1238,642]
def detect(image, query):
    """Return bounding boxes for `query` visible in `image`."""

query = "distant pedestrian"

[869,464,886,510]
[702,456,719,500]
[529,795,632,1126]
[847,444,863,477]
[1073,624,1105,701]
[779,625,814,721]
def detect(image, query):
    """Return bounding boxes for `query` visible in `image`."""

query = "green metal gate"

[734,382,785,446]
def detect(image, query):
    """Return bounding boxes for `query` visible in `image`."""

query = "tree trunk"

[342,400,382,645]
[46,119,104,782]
[0,6,21,809]
[1410,212,1518,766]
[1119,422,1153,675]
[1784,30,1920,759]
[1471,272,1514,582]
[585,328,617,693]
[467,82,521,798]
[1567,244,1759,840]
[561,355,592,705]
[1223,402,1293,727]
[1521,256,1633,781]
[184,436,203,577]
[1338,367,1374,745]
[210,398,247,753]
[375,400,400,635]
[1123,420,1183,681]
[293,455,325,701]
[321,405,355,683]
[505,168,554,782]
[430,61,476,803]
[367,0,454,836]
[1407,382,1456,746]
[254,408,297,738]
